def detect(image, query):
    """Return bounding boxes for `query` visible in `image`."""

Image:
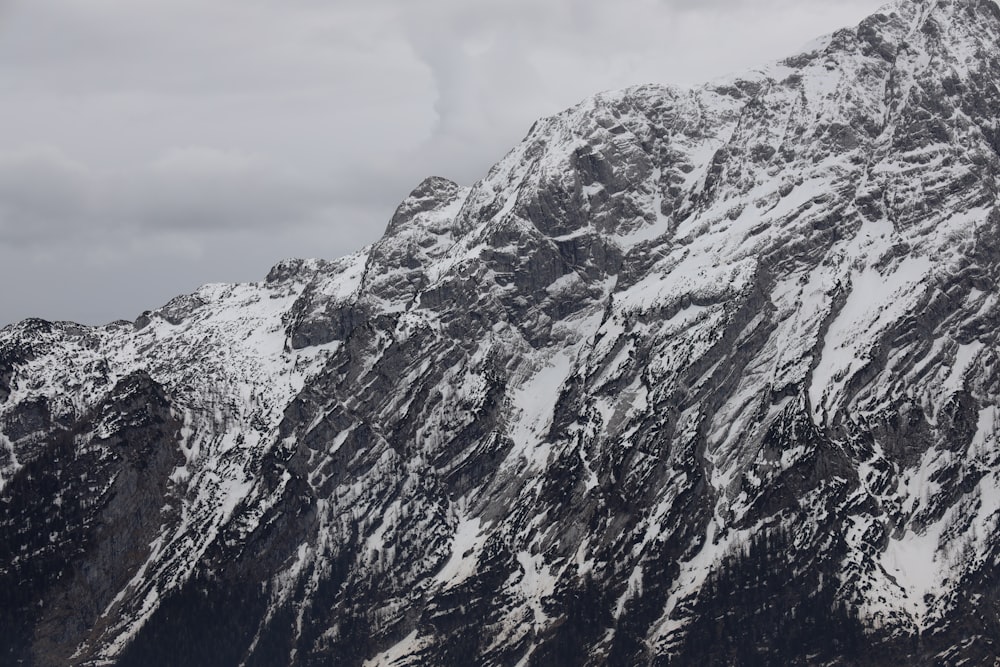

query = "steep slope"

[3,0,1000,664]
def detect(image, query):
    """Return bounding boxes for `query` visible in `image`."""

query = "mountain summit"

[4,0,1000,664]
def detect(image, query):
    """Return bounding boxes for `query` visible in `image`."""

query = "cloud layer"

[0,0,884,324]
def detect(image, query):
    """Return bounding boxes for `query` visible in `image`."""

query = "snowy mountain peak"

[385,176,464,236]
[3,2,1000,665]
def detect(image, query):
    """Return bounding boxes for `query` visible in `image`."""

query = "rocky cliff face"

[4,0,1000,664]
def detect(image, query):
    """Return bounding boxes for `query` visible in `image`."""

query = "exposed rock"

[3,1,1000,664]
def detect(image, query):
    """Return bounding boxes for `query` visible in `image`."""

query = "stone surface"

[3,1,1000,664]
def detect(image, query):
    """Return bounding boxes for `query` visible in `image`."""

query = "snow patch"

[435,517,484,588]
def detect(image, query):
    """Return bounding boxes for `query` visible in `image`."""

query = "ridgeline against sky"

[0,0,882,325]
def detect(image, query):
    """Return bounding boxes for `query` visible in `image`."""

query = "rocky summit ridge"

[3,0,1000,664]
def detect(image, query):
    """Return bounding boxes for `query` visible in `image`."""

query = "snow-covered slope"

[4,0,1000,664]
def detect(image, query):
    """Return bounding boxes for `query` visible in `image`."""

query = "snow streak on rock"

[3,1,1000,665]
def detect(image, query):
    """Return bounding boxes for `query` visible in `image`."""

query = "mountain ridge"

[3,0,1000,664]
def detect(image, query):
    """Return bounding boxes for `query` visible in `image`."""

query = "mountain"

[3,0,1000,664]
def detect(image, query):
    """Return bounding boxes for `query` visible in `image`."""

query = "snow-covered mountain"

[4,0,1000,664]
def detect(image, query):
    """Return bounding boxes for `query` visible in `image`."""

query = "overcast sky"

[0,0,885,326]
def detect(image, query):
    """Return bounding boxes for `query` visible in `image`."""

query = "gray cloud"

[0,147,94,244]
[122,148,327,231]
[0,146,337,241]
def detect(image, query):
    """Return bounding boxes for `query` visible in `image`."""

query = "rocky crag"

[3,0,1000,664]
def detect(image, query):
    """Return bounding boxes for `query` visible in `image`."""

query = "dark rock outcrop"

[3,1,1000,665]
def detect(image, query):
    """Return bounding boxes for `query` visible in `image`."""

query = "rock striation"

[3,0,1000,664]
